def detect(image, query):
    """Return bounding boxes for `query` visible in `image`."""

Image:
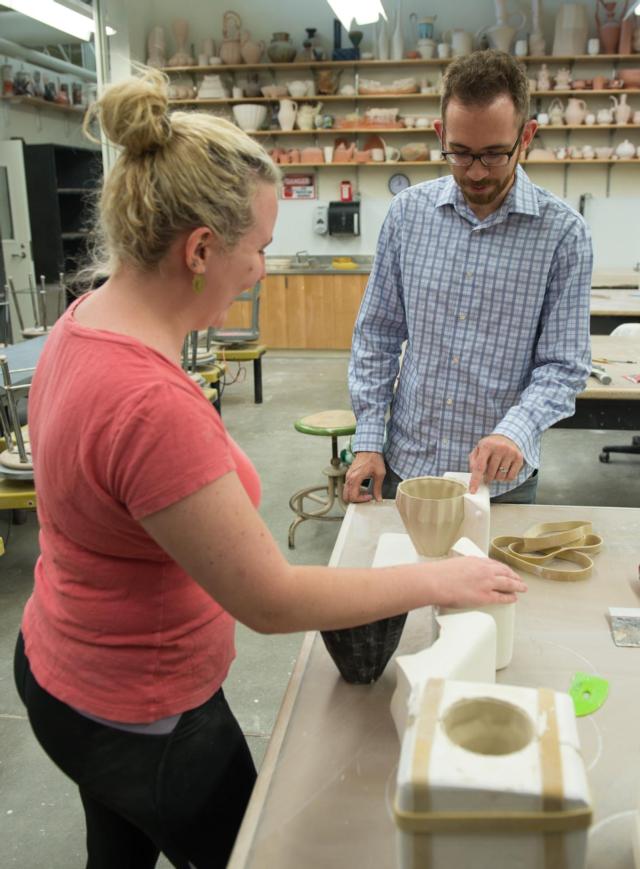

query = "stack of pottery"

[267,32,297,62]
[220,11,243,64]
[197,75,228,99]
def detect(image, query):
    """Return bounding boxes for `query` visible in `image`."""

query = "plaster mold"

[394,678,592,869]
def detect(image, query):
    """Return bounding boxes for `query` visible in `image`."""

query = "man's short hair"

[441,49,530,123]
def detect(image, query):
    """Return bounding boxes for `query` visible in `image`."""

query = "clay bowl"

[619,68,640,88]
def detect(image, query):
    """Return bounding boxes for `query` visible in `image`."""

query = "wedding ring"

[498,466,508,472]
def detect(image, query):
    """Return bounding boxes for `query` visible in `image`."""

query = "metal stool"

[288,410,356,549]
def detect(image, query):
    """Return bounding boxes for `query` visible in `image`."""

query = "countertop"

[266,255,372,275]
[266,259,640,286]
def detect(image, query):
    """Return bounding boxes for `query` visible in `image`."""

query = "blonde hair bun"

[94,68,171,157]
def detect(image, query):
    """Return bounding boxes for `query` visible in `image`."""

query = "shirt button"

[452,355,460,364]
[465,271,473,278]
[446,398,453,406]
[443,437,449,445]
[458,313,466,321]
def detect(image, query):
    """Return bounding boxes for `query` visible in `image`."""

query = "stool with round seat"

[288,410,356,549]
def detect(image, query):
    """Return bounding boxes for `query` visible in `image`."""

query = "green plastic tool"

[569,672,609,717]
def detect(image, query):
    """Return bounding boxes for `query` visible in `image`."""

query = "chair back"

[210,282,261,345]
[611,323,640,339]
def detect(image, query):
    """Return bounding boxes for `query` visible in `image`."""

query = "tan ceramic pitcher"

[395,476,466,557]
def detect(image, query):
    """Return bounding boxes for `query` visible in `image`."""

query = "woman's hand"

[430,556,527,608]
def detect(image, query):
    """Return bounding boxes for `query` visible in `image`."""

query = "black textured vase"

[320,613,408,684]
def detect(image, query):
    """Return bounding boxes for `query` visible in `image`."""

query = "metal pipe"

[39,275,48,331]
[0,356,29,463]
[26,274,39,324]
[0,36,97,82]
[7,279,24,332]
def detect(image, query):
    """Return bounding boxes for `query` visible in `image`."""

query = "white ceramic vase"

[390,0,405,61]
[277,98,297,131]
[376,13,390,60]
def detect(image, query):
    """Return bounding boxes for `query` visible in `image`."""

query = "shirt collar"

[435,165,540,221]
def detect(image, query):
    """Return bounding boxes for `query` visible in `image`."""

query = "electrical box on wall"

[313,204,328,235]
[328,201,360,236]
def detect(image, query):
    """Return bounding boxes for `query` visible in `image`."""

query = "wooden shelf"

[169,88,640,108]
[241,124,640,137]
[161,55,640,75]
[0,95,84,114]
[273,159,639,168]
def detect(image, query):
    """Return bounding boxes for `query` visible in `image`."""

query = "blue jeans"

[14,632,255,869]
[379,465,538,505]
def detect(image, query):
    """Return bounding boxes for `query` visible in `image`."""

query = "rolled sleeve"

[493,217,593,467]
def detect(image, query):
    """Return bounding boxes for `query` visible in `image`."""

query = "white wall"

[111,0,640,264]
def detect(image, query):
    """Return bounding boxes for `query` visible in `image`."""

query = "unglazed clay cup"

[396,476,466,557]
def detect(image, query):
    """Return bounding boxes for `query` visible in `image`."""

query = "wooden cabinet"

[223,272,369,349]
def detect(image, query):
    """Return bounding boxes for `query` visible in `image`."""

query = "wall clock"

[388,172,410,195]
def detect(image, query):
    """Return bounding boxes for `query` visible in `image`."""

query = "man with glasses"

[345,50,592,505]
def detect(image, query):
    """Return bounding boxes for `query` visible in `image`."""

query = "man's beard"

[458,162,517,206]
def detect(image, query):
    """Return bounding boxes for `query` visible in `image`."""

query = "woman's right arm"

[140,470,526,634]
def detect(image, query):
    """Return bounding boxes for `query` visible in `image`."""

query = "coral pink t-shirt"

[22,297,261,723]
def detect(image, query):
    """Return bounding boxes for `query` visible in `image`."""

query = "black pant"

[14,632,256,869]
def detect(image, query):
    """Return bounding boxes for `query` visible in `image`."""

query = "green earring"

[192,274,205,294]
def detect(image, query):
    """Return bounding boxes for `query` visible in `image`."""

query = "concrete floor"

[1,351,639,868]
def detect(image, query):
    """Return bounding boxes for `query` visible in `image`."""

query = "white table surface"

[229,502,640,869]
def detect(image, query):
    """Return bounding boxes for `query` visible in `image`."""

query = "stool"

[288,410,356,549]
[214,344,266,404]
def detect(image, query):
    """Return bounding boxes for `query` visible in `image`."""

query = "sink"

[266,257,326,271]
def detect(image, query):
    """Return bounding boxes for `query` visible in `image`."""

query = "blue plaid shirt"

[349,166,593,496]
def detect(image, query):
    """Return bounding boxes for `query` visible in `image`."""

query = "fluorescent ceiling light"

[1,0,116,41]
[326,0,387,31]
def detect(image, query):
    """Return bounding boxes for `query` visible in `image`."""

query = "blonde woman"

[14,70,526,869]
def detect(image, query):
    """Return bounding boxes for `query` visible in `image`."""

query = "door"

[0,139,36,335]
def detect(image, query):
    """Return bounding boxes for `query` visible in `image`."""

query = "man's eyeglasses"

[441,125,525,168]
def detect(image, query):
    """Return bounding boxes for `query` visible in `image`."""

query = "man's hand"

[468,435,523,494]
[343,451,386,503]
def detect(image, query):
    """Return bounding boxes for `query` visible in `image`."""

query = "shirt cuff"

[352,421,386,455]
[492,415,539,469]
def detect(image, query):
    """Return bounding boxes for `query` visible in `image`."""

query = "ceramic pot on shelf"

[529,0,546,54]
[476,0,526,53]
[240,31,265,64]
[220,11,243,64]
[389,0,405,61]
[375,13,390,60]
[615,139,636,159]
[168,18,195,66]
[564,97,587,125]
[610,93,631,125]
[552,3,588,55]
[595,0,621,54]
[267,32,297,62]
[277,98,298,131]
[448,29,473,57]
[147,25,167,67]
[548,97,565,126]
